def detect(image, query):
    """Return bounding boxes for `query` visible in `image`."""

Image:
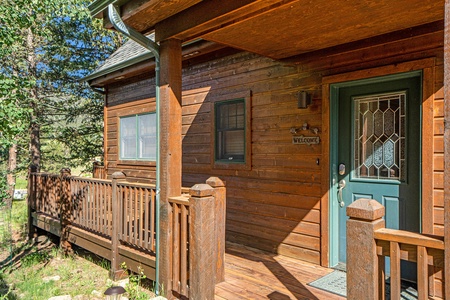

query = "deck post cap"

[190,183,214,197]
[206,177,225,187]
[346,198,385,220]
[111,171,126,179]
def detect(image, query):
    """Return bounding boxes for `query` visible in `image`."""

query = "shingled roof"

[83,33,155,82]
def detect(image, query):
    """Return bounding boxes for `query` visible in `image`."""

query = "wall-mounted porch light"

[298,91,311,109]
[104,286,126,300]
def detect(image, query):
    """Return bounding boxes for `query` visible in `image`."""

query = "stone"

[90,290,103,297]
[42,275,61,283]
[48,296,71,300]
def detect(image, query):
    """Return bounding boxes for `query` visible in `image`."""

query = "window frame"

[119,112,157,162]
[213,98,251,170]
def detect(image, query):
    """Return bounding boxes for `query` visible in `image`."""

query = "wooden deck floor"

[216,243,345,300]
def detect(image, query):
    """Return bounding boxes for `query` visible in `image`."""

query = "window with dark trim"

[215,99,245,163]
[119,113,156,160]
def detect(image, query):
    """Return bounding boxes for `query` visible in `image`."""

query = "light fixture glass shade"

[104,286,126,300]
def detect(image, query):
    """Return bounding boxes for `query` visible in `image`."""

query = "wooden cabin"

[29,0,450,299]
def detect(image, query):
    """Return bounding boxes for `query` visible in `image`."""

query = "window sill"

[117,160,156,167]
[213,161,251,171]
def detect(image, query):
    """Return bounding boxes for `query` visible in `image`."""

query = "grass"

[0,200,156,300]
[14,178,27,190]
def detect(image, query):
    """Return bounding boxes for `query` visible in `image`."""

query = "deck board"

[217,243,345,300]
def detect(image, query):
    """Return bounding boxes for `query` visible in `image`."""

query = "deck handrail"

[347,199,444,300]
[28,169,227,299]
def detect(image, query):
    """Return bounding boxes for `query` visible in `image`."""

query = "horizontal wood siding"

[105,97,157,183]
[104,24,444,267]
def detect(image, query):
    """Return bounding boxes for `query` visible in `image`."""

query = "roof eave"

[82,52,154,83]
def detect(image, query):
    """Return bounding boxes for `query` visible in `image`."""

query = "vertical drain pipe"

[108,4,162,294]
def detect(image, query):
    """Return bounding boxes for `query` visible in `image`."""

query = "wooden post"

[111,171,126,280]
[346,199,385,300]
[59,168,72,253]
[27,164,38,240]
[443,1,450,298]
[189,183,216,300]
[206,176,226,284]
[158,38,182,294]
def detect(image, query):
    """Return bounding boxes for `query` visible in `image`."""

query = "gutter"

[88,0,117,17]
[107,4,162,294]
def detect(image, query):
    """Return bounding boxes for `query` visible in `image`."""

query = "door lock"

[339,163,346,175]
[337,179,346,208]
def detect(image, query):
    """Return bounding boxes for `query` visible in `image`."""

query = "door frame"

[320,58,436,267]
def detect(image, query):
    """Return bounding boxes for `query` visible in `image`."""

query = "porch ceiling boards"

[217,243,344,300]
[111,0,444,60]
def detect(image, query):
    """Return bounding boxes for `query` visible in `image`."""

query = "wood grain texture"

[102,25,445,268]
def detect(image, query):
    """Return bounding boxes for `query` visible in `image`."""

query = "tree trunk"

[27,28,40,172]
[6,143,17,208]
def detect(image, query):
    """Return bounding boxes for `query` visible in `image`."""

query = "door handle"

[337,179,346,208]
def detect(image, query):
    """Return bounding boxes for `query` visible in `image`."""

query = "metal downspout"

[107,4,162,294]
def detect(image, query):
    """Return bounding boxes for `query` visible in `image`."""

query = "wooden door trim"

[321,57,435,267]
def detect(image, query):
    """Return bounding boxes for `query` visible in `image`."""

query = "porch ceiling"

[200,0,444,59]
[105,0,444,60]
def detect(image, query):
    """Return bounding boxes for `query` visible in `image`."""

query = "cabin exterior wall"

[103,26,444,266]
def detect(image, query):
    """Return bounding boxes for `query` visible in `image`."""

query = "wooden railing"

[347,199,445,300]
[71,177,113,237]
[33,173,60,219]
[92,162,106,179]
[29,168,226,299]
[168,195,190,298]
[117,181,157,251]
[375,228,444,299]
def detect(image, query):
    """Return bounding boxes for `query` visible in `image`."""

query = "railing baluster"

[144,189,149,250]
[139,188,144,248]
[390,241,401,300]
[173,203,180,292]
[180,204,188,296]
[417,246,428,300]
[134,187,138,246]
[150,189,155,251]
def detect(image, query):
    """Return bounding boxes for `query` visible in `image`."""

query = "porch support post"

[111,171,127,280]
[443,1,450,298]
[27,164,38,240]
[158,38,182,294]
[206,176,226,284]
[346,199,385,300]
[59,168,72,254]
[189,183,216,300]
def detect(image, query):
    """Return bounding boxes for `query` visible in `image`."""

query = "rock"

[42,275,61,283]
[152,296,167,300]
[91,290,103,297]
[48,296,71,300]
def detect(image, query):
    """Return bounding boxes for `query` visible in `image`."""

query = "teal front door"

[330,72,422,273]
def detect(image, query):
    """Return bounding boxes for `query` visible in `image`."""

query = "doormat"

[308,270,346,297]
[308,271,419,299]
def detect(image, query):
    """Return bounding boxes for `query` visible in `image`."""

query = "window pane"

[120,116,136,159]
[224,130,244,158]
[139,113,157,159]
[216,99,245,162]
[353,92,406,180]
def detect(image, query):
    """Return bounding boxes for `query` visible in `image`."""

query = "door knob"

[337,179,346,208]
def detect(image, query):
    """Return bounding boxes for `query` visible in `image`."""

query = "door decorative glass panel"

[353,92,406,181]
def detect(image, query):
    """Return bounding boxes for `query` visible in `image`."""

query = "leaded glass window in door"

[353,92,406,181]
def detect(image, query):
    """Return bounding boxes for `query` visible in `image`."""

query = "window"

[215,99,245,163]
[120,113,156,160]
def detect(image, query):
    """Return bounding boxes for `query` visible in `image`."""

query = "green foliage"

[120,262,152,300]
[0,0,121,173]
